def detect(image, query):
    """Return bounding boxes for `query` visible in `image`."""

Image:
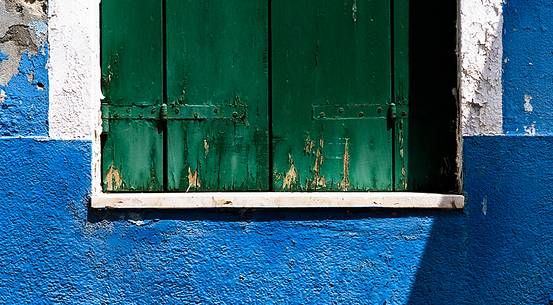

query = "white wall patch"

[459,0,504,136]
[524,94,533,112]
[48,0,101,140]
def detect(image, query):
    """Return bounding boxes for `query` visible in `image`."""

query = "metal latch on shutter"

[101,103,248,133]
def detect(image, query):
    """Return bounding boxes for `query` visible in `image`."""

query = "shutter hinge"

[160,103,168,122]
[388,103,408,123]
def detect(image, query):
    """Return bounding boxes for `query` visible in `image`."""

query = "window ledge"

[91,192,464,209]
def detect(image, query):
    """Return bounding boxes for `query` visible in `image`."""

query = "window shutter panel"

[271,0,397,191]
[101,0,164,192]
[166,0,269,191]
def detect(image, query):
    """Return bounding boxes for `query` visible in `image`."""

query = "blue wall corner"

[503,0,553,135]
[0,51,7,62]
[0,44,49,137]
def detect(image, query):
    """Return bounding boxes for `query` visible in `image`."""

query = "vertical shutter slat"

[166,0,269,191]
[101,0,164,192]
[271,0,396,191]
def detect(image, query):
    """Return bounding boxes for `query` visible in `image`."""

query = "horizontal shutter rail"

[312,104,406,120]
[101,104,247,123]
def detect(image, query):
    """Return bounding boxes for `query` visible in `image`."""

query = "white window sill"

[91,192,464,209]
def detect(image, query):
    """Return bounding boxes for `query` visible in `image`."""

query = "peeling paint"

[28,20,47,38]
[303,136,314,155]
[311,139,326,189]
[0,0,47,85]
[282,153,297,190]
[524,122,536,136]
[524,94,533,112]
[187,167,200,192]
[339,138,350,191]
[398,120,407,189]
[460,0,504,135]
[105,163,123,191]
[203,139,209,158]
[0,47,49,136]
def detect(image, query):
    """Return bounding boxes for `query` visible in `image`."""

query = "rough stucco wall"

[460,0,504,135]
[48,0,100,140]
[0,0,48,136]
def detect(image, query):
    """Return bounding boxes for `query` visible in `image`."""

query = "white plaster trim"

[459,0,504,136]
[92,192,464,209]
[48,0,101,140]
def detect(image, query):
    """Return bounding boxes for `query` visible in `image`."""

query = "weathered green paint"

[166,0,269,191]
[101,0,164,192]
[101,0,408,193]
[393,0,409,190]
[271,0,396,191]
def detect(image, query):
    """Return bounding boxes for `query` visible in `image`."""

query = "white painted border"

[92,193,464,209]
[46,0,500,208]
[48,0,102,140]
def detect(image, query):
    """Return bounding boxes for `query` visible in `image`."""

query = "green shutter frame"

[101,0,408,193]
[101,0,164,192]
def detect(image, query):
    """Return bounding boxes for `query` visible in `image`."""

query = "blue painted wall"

[503,0,553,135]
[1,137,552,304]
[0,47,49,137]
[0,1,552,304]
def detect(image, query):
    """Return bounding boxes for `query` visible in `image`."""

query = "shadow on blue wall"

[408,136,553,304]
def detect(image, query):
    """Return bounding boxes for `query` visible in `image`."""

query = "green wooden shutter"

[101,0,407,193]
[101,0,164,192]
[165,0,269,191]
[271,0,401,191]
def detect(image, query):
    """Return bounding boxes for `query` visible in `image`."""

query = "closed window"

[100,0,409,193]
